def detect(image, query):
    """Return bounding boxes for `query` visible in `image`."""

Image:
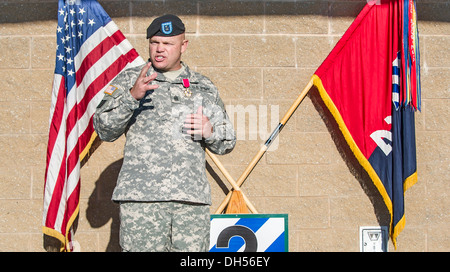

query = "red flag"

[43,0,144,251]
[312,0,419,249]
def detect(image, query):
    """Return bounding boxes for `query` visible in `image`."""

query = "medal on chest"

[182,78,192,97]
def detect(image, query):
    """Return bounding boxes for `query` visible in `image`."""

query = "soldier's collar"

[149,61,199,84]
[177,63,200,84]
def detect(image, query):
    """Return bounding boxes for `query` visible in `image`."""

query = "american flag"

[43,0,144,251]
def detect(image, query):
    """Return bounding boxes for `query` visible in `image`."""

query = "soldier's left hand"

[184,106,213,140]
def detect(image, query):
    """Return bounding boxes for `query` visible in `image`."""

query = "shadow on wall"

[84,157,229,252]
[43,155,121,252]
[86,158,122,252]
[0,1,448,24]
[43,155,122,252]
[307,86,391,229]
[40,87,392,252]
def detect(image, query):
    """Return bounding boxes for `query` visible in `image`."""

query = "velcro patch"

[104,85,118,95]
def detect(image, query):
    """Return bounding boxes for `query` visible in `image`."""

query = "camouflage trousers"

[119,201,210,252]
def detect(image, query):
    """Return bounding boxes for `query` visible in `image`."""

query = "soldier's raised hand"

[130,62,159,100]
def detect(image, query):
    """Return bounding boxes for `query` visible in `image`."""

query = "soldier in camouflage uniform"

[93,14,235,252]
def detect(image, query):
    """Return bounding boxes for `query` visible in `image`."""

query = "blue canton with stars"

[56,0,112,94]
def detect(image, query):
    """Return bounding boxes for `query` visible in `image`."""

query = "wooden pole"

[215,79,314,214]
[206,149,258,214]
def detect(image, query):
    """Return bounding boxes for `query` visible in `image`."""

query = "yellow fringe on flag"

[311,74,399,248]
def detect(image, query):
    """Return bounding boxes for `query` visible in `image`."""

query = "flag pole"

[215,78,314,214]
[206,149,258,214]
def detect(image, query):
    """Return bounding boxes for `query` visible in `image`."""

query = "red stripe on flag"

[44,0,144,250]
[76,50,134,120]
[45,39,140,234]
[66,142,80,182]
[84,48,140,103]
[76,30,126,86]
[75,49,140,148]
[69,49,140,155]
[78,118,95,154]
[47,113,79,230]
[45,77,66,181]
[49,134,80,233]
[44,147,67,229]
[60,178,80,240]
[59,146,80,235]
[44,76,67,229]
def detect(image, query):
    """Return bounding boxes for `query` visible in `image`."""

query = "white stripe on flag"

[392,92,399,102]
[43,77,67,225]
[392,57,399,67]
[392,75,399,85]
[74,22,116,72]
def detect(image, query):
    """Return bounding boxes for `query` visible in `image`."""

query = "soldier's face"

[149,34,188,72]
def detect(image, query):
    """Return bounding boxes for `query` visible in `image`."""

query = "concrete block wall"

[0,0,448,252]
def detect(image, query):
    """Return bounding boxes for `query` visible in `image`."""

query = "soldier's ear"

[181,39,188,54]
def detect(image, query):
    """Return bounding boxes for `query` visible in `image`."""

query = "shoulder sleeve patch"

[104,85,118,95]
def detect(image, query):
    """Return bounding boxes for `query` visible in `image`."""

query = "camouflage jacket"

[93,62,236,205]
